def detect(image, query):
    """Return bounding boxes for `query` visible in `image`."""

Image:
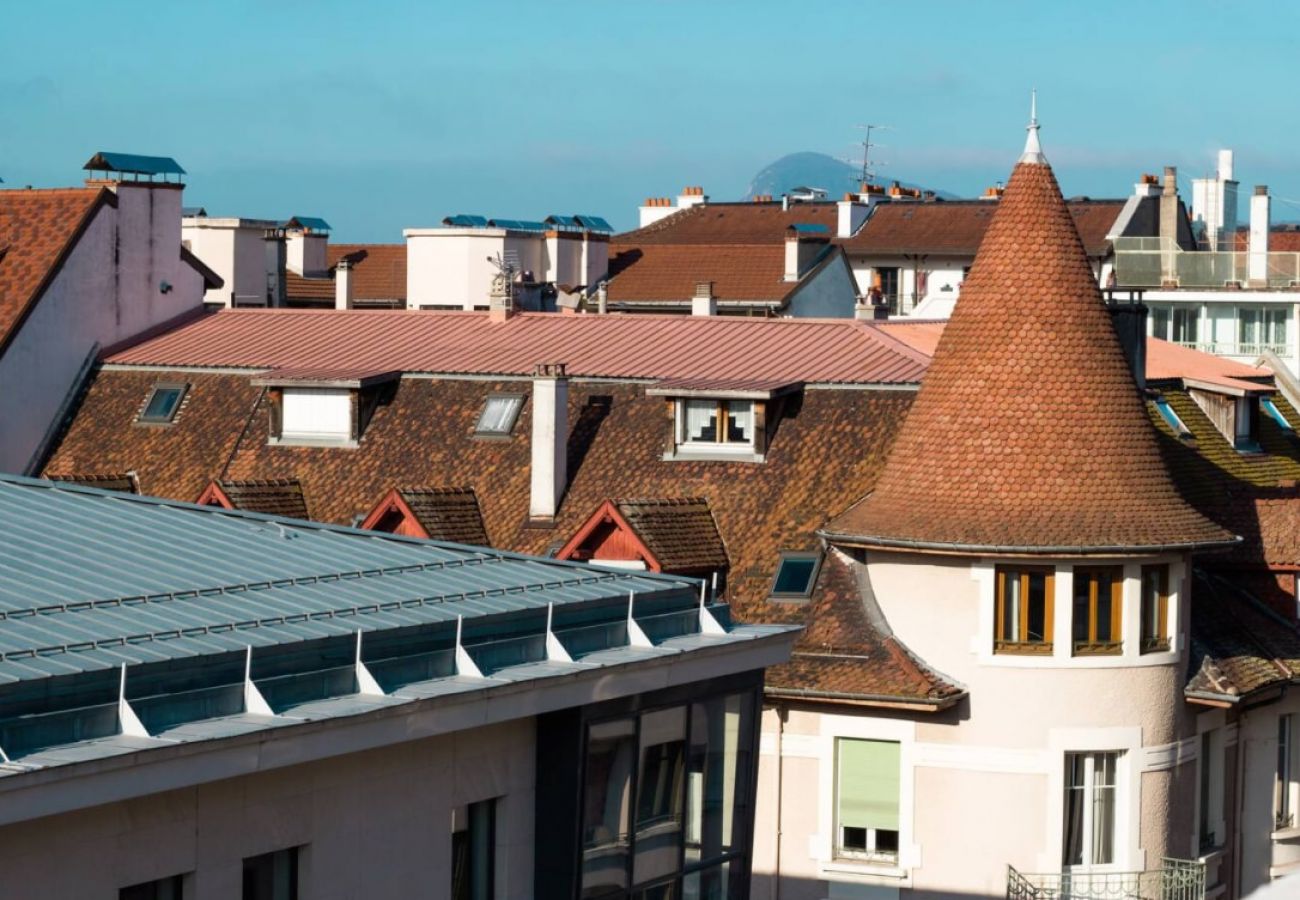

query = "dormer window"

[137,383,187,425]
[1187,384,1268,454]
[683,399,753,447]
[647,379,801,463]
[254,368,398,448]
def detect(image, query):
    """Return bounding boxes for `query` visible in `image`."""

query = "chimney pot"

[1256,185,1269,196]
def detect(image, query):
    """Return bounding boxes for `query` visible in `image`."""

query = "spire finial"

[1020,88,1046,164]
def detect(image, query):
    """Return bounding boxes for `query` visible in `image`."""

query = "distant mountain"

[746,151,958,200]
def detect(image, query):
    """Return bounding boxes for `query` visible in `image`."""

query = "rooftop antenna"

[854,124,892,188]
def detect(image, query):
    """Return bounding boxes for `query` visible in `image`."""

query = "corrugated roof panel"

[83,152,186,176]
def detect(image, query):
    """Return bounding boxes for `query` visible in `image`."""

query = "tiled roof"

[0,188,110,354]
[617,202,838,244]
[44,472,138,493]
[612,497,729,572]
[208,478,310,520]
[103,309,929,385]
[283,243,407,304]
[605,243,811,305]
[826,156,1236,553]
[397,487,490,546]
[841,199,1124,257]
[765,549,965,707]
[1187,571,1300,702]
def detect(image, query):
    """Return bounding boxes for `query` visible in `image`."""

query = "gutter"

[819,529,1242,558]
[763,684,965,712]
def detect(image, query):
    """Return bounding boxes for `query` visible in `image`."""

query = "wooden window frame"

[1073,566,1124,656]
[1140,564,1170,654]
[994,566,1054,655]
[679,399,754,447]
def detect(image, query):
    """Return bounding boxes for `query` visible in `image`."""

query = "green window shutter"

[837,739,900,832]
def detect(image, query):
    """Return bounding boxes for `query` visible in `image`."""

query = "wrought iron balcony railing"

[1006,858,1205,900]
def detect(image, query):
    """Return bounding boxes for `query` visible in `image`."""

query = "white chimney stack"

[692,281,716,316]
[334,257,354,310]
[1218,149,1235,182]
[638,196,677,228]
[529,363,569,522]
[677,185,707,210]
[1249,185,1271,285]
[836,194,872,238]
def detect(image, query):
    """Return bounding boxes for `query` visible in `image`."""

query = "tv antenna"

[854,124,892,187]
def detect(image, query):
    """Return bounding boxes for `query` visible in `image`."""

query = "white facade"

[1191,150,1240,250]
[0,183,206,474]
[1145,291,1300,374]
[182,216,278,307]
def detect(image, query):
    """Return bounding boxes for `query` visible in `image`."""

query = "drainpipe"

[774,702,786,900]
[1234,709,1246,899]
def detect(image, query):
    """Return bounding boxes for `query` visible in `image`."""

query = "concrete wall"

[785,254,860,318]
[0,183,204,474]
[405,229,546,310]
[0,717,535,899]
[183,220,272,307]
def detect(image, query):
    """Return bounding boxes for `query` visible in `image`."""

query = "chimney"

[286,228,328,276]
[785,229,826,282]
[638,196,677,228]
[1159,166,1179,284]
[596,283,608,315]
[530,363,569,522]
[692,281,716,316]
[488,266,514,322]
[1105,293,1148,390]
[837,194,872,238]
[335,257,354,310]
[1134,174,1160,198]
[1218,149,1235,182]
[677,185,708,210]
[1249,185,1271,285]
[263,228,286,307]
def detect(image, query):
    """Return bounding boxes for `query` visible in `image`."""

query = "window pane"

[725,402,752,443]
[634,707,686,886]
[583,719,637,896]
[1092,754,1117,865]
[686,693,753,867]
[837,739,900,837]
[477,396,521,434]
[1094,571,1115,643]
[1063,755,1086,866]
[1026,571,1047,643]
[772,557,816,596]
[682,859,737,900]
[1001,573,1021,642]
[242,848,297,900]
[685,401,718,442]
[1072,575,1091,643]
[142,388,181,422]
[121,876,184,900]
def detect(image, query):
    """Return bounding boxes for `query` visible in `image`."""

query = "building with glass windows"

[0,474,795,899]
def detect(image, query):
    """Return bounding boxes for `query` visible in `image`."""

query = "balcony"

[1006,859,1205,900]
[1113,238,1300,290]
[1168,340,1293,360]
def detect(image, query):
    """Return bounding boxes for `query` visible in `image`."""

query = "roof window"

[475,394,525,437]
[1263,397,1294,432]
[137,383,187,425]
[1154,398,1191,439]
[769,551,822,601]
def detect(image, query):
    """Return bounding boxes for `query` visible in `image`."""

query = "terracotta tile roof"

[1187,571,1300,702]
[764,549,965,707]
[611,497,728,572]
[1145,338,1272,384]
[605,243,809,305]
[0,188,110,354]
[44,472,138,493]
[617,201,838,244]
[104,309,929,385]
[208,478,310,519]
[395,486,489,546]
[283,243,406,304]
[826,157,1236,553]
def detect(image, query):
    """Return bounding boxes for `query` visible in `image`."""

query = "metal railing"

[1113,239,1300,289]
[1169,339,1293,358]
[1006,859,1205,900]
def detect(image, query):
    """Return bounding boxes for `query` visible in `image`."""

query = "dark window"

[769,552,822,600]
[1140,565,1170,653]
[1073,567,1123,655]
[243,847,298,900]
[995,566,1053,654]
[476,394,525,436]
[453,798,496,900]
[120,875,184,900]
[139,384,187,424]
[681,400,754,447]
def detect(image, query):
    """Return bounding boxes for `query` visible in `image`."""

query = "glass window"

[634,707,687,886]
[476,394,524,436]
[1073,567,1123,655]
[685,693,753,868]
[242,847,298,900]
[835,738,900,862]
[1263,397,1294,432]
[1278,715,1294,830]
[681,859,740,900]
[279,388,351,440]
[1150,306,1171,340]
[1172,307,1199,345]
[1239,306,1288,354]
[769,553,822,600]
[1154,399,1191,438]
[1063,751,1119,868]
[452,798,495,900]
[680,400,754,448]
[120,875,184,900]
[1140,565,1169,653]
[995,566,1053,654]
[582,718,637,897]
[139,384,187,424]
[1235,397,1261,452]
[1200,731,1217,850]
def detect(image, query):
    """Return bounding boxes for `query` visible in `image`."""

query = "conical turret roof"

[826,126,1236,554]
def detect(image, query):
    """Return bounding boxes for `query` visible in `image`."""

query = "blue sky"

[2,1,1296,240]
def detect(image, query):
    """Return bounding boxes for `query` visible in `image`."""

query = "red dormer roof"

[825,153,1237,554]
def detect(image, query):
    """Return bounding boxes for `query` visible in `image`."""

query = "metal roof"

[487,218,547,232]
[82,152,186,177]
[284,215,331,232]
[0,474,795,775]
[788,222,829,234]
[442,214,489,228]
[576,215,613,233]
[105,310,931,386]
[545,214,581,229]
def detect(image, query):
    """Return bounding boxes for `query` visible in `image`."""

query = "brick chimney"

[530,363,569,522]
[1105,292,1148,390]
[1249,185,1271,285]
[488,267,514,322]
[692,281,716,316]
[785,228,827,282]
[1159,166,1179,285]
[335,257,354,310]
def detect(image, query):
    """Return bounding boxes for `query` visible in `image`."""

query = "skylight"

[1154,398,1191,439]
[769,551,822,601]
[138,384,187,424]
[476,394,525,436]
[1263,397,1294,432]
